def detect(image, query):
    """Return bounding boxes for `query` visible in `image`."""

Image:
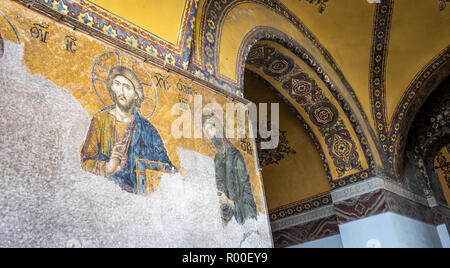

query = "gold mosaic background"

[0,0,267,214]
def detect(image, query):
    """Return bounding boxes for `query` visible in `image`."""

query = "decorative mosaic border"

[369,0,450,178]
[391,48,450,175]
[369,0,394,167]
[12,0,252,109]
[405,79,450,205]
[245,38,376,181]
[247,42,366,178]
[247,69,333,182]
[191,1,381,181]
[240,29,377,173]
[270,205,336,232]
[269,192,333,222]
[36,0,199,69]
[190,0,363,100]
[247,70,375,193]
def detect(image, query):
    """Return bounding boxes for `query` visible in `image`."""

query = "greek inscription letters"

[65,35,77,53]
[30,23,49,43]
[154,73,171,91]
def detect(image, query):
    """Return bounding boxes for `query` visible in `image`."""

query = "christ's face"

[111,75,137,110]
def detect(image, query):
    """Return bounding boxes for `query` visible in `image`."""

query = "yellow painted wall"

[386,0,450,125]
[280,0,376,134]
[62,0,449,143]
[213,2,382,170]
[85,0,450,142]
[244,72,330,211]
[5,0,447,210]
[0,0,267,213]
[246,41,370,181]
[90,0,188,45]
[195,1,449,175]
[218,3,324,83]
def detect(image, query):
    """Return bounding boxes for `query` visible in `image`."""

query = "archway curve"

[243,38,377,189]
[403,77,450,205]
[191,0,385,180]
[392,48,450,179]
[192,0,353,95]
[244,70,334,222]
[245,68,333,185]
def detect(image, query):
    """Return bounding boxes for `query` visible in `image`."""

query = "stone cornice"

[331,176,432,207]
[270,205,336,232]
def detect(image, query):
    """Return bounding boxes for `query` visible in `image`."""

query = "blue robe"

[111,109,177,194]
[81,106,176,194]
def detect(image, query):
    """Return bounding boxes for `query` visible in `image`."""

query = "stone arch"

[245,68,334,184]
[403,76,450,206]
[192,0,384,189]
[244,71,334,222]
[393,48,450,179]
[192,0,358,98]
[243,38,376,189]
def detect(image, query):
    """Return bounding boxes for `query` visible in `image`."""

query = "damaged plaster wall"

[0,40,271,248]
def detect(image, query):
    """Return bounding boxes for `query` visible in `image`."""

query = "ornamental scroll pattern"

[34,0,198,68]
[435,149,450,189]
[247,44,363,177]
[190,0,342,96]
[406,80,449,202]
[256,129,297,168]
[298,0,329,14]
[369,0,450,178]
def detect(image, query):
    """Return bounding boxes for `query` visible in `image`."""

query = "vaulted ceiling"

[192,0,450,178]
[25,0,450,217]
